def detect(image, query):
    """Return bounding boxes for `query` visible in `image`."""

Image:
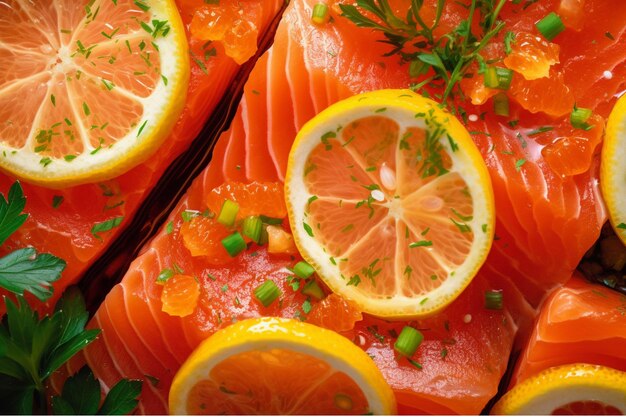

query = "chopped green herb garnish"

[493,93,509,116]
[303,222,314,237]
[347,274,361,286]
[91,216,124,240]
[302,299,312,314]
[395,327,423,357]
[101,79,114,90]
[504,31,516,55]
[52,195,64,209]
[407,358,423,369]
[536,12,565,41]
[217,199,239,227]
[254,280,282,307]
[527,126,553,136]
[409,240,433,248]
[156,268,174,284]
[311,2,330,25]
[242,216,263,243]
[485,289,503,310]
[570,105,594,130]
[293,261,315,279]
[137,120,148,137]
[483,67,513,90]
[302,280,324,300]
[221,232,247,257]
[181,210,199,222]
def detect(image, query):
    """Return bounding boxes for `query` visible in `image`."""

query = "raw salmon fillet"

[512,274,626,386]
[55,0,626,414]
[0,0,286,313]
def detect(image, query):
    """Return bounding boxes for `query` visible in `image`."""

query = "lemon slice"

[601,94,626,245]
[168,317,396,415]
[0,0,189,188]
[285,89,495,319]
[491,363,626,414]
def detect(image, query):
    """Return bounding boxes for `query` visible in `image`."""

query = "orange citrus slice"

[168,317,396,415]
[491,363,626,415]
[601,94,626,245]
[284,89,495,319]
[0,0,189,188]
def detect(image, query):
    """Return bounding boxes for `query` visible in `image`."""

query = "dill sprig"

[340,0,507,105]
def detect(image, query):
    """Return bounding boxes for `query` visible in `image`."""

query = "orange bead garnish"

[161,274,201,317]
[504,32,560,80]
[180,216,233,264]
[459,70,497,105]
[558,0,587,31]
[190,2,260,65]
[508,69,575,117]
[307,294,363,333]
[542,114,605,177]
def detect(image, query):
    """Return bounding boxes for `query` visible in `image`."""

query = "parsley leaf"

[0,181,27,246]
[98,376,143,415]
[0,288,100,414]
[0,375,34,414]
[91,216,124,241]
[51,366,142,415]
[0,248,66,301]
[52,366,100,414]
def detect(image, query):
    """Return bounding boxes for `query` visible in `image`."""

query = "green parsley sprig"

[0,288,100,414]
[0,182,66,301]
[340,0,508,104]
[0,182,142,414]
[51,366,142,415]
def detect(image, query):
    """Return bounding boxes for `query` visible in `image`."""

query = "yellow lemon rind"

[491,363,626,415]
[601,94,626,245]
[168,317,397,415]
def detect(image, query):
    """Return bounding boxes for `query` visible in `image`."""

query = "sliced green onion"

[254,279,282,307]
[493,93,510,117]
[484,66,499,88]
[496,68,514,90]
[217,199,239,227]
[311,3,329,25]
[221,232,247,257]
[485,290,504,310]
[242,216,263,243]
[156,268,174,284]
[293,261,315,279]
[536,12,565,41]
[302,280,324,300]
[258,226,269,245]
[570,106,594,130]
[394,326,423,357]
[484,67,513,90]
